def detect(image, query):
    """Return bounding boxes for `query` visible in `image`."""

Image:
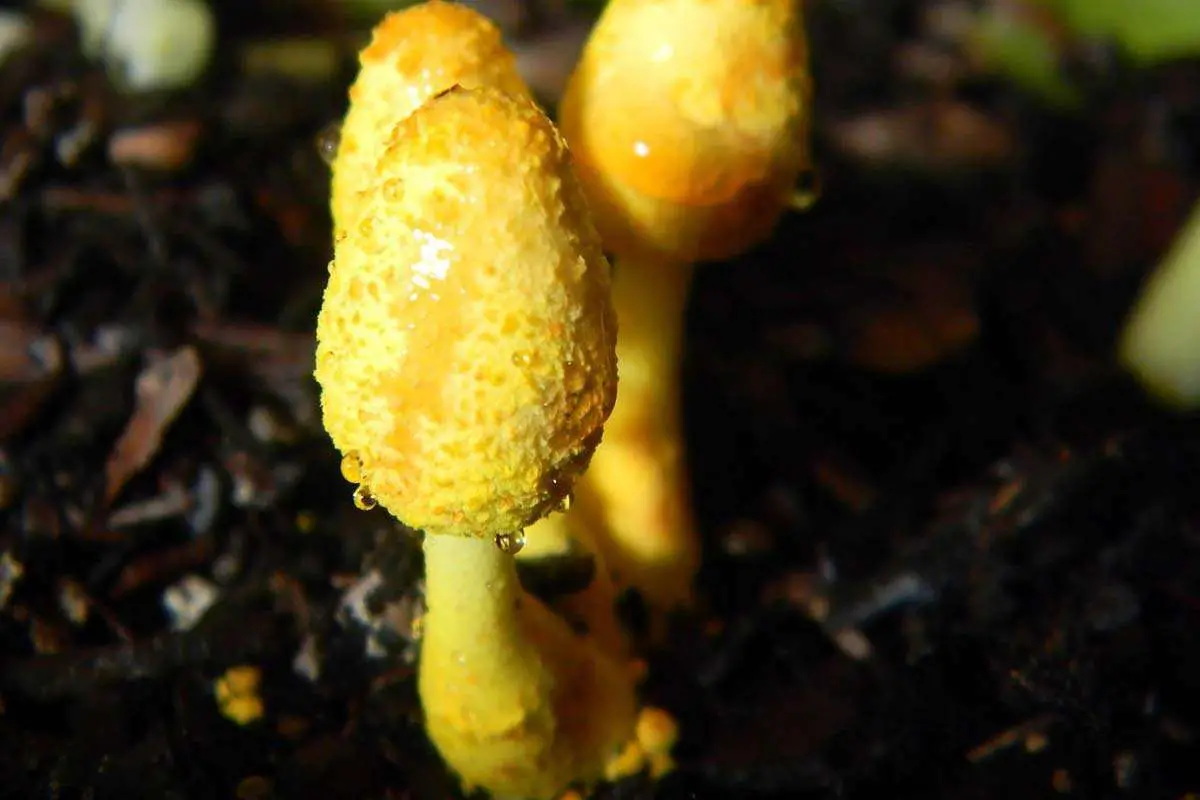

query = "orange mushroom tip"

[315,84,618,540]
[330,0,532,234]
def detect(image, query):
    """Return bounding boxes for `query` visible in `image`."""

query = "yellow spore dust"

[215,665,265,726]
[315,86,617,540]
[559,0,812,262]
[331,0,531,232]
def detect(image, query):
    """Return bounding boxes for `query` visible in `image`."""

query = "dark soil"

[2,2,1199,798]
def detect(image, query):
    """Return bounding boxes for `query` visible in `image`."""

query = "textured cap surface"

[316,86,618,539]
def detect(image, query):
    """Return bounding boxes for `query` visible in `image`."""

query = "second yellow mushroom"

[553,0,815,612]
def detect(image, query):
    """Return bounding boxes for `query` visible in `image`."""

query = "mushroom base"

[418,533,639,799]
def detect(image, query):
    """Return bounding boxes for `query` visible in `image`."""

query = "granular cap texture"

[316,86,618,539]
[331,0,531,232]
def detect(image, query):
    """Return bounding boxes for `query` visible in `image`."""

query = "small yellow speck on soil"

[215,665,265,726]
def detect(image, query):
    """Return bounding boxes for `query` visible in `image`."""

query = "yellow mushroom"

[558,0,814,611]
[326,1,633,665]
[315,79,644,799]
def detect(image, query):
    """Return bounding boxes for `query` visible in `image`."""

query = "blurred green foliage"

[974,0,1200,109]
[1052,0,1200,64]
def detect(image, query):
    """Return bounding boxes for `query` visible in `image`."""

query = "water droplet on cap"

[353,484,377,511]
[494,530,526,555]
[316,121,342,167]
[340,451,363,484]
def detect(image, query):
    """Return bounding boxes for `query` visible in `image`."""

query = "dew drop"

[494,530,526,555]
[541,471,564,497]
[353,484,377,511]
[554,492,574,513]
[340,450,363,484]
[316,120,342,166]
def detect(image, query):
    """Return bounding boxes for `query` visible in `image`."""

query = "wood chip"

[108,120,202,171]
[831,100,1015,171]
[843,259,980,374]
[103,346,202,505]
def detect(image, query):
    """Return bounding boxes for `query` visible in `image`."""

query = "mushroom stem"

[420,534,524,673]
[576,256,699,611]
[420,533,639,799]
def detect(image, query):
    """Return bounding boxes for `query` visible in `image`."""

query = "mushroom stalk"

[579,256,698,610]
[420,534,524,676]
[420,534,638,799]
[522,255,698,621]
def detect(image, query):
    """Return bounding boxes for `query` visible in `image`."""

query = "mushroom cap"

[559,0,812,263]
[331,0,531,232]
[315,86,618,539]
